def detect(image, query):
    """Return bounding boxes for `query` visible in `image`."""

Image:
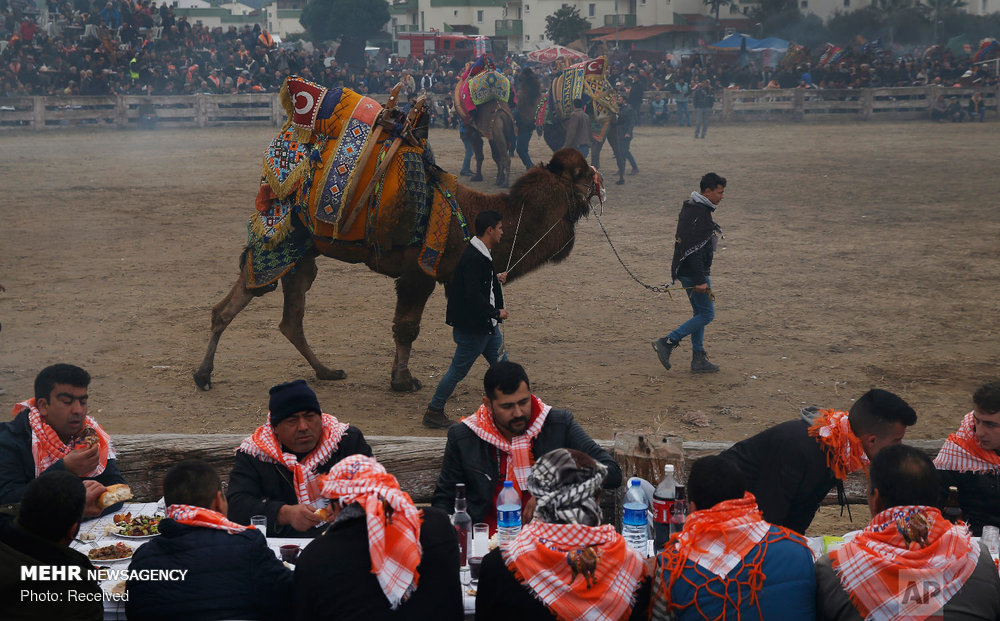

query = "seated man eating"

[0,364,128,518]
[228,379,372,537]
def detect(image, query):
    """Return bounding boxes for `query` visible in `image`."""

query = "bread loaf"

[98,484,133,509]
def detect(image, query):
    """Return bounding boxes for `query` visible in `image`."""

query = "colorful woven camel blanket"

[536,56,619,143]
[455,54,513,123]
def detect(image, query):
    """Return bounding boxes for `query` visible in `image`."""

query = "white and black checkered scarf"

[525,448,607,526]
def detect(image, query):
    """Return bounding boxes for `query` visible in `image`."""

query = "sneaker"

[422,407,455,429]
[652,337,679,371]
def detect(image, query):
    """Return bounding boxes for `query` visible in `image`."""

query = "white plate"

[112,531,159,540]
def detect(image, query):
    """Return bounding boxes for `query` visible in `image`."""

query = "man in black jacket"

[653,172,725,374]
[228,380,372,537]
[423,209,509,429]
[128,460,293,621]
[432,361,621,527]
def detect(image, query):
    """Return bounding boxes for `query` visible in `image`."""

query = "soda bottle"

[652,464,677,552]
[452,483,472,565]
[497,480,522,547]
[669,485,688,536]
[623,478,649,557]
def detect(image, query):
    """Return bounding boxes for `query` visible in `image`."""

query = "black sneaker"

[422,407,455,429]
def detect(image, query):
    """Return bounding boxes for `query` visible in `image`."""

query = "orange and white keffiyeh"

[321,455,423,609]
[808,409,869,480]
[664,492,771,579]
[236,413,349,507]
[933,411,1000,473]
[13,398,115,477]
[166,504,251,534]
[831,506,979,621]
[461,395,551,494]
[503,520,647,621]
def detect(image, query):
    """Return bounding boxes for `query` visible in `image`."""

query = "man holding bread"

[0,364,129,518]
[228,379,372,537]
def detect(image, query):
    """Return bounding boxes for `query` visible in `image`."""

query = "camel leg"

[279,253,346,382]
[390,265,436,392]
[193,264,260,390]
[470,133,485,182]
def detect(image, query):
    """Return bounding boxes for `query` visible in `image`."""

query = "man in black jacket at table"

[432,361,621,528]
[423,209,509,429]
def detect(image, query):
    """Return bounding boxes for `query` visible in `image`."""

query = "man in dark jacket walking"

[127,460,293,621]
[423,210,509,429]
[653,172,725,373]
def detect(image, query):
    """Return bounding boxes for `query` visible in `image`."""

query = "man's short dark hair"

[869,444,939,509]
[973,381,1000,415]
[687,455,745,511]
[18,471,85,543]
[34,364,91,402]
[573,98,584,109]
[849,389,917,437]
[475,209,503,237]
[164,460,222,508]
[699,173,726,193]
[484,360,530,400]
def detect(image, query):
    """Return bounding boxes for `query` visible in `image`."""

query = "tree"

[926,0,966,43]
[870,0,921,45]
[300,0,390,66]
[703,0,735,41]
[544,6,591,46]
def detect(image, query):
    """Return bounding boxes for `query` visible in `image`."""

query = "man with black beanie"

[228,380,372,537]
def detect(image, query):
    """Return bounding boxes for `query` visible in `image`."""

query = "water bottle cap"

[664,464,674,473]
[503,480,513,488]
[630,479,641,487]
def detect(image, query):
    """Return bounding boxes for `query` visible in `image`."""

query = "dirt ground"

[2,120,998,535]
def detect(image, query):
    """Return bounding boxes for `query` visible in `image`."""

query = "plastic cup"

[468,556,483,582]
[280,544,301,563]
[473,523,490,557]
[250,515,267,535]
[982,525,1000,556]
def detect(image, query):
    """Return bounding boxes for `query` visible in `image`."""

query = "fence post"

[272,93,283,126]
[861,88,873,121]
[196,94,207,127]
[32,96,44,128]
[793,88,804,121]
[115,94,127,128]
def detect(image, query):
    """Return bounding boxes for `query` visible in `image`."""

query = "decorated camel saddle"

[536,56,619,142]
[453,53,514,124]
[245,76,471,288]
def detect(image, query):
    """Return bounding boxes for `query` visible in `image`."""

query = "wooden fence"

[1,86,996,129]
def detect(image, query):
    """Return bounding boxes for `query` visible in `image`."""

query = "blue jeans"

[461,134,474,173]
[676,101,691,126]
[429,327,506,410]
[668,276,714,353]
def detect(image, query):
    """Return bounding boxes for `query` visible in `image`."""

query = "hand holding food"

[98,484,133,509]
[63,443,100,477]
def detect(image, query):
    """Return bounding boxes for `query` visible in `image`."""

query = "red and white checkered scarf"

[14,398,115,477]
[808,409,869,480]
[933,411,1000,474]
[666,492,771,579]
[166,504,251,534]
[831,506,979,621]
[503,521,647,621]
[321,455,423,609]
[237,413,349,507]
[461,395,550,494]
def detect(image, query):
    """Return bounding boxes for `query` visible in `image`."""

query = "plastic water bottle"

[497,481,522,547]
[652,464,677,552]
[623,478,649,557]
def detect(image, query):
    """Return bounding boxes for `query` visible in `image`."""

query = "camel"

[511,68,542,170]
[466,98,514,187]
[193,147,603,392]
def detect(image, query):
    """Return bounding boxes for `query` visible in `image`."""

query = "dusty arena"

[2,121,998,532]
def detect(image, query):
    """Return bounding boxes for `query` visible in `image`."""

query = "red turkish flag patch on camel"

[286,77,327,132]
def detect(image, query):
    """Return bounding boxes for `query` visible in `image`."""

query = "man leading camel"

[423,210,509,429]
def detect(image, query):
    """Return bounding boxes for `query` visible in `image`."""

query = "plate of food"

[110,513,160,539]
[88,542,134,563]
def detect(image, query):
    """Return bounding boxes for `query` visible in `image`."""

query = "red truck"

[397,32,491,63]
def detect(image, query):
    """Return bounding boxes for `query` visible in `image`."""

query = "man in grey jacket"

[562,98,591,159]
[815,444,1000,621]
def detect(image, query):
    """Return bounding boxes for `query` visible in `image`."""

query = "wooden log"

[109,434,945,509]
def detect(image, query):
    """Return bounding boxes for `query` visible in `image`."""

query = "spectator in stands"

[0,471,103,621]
[650,92,668,125]
[127,459,293,620]
[968,91,986,122]
[933,380,1000,536]
[227,379,371,538]
[650,455,816,621]
[477,448,650,621]
[675,77,692,127]
[816,445,1000,620]
[0,364,128,518]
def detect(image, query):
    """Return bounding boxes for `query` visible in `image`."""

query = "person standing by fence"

[674,78,691,127]
[692,80,716,139]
